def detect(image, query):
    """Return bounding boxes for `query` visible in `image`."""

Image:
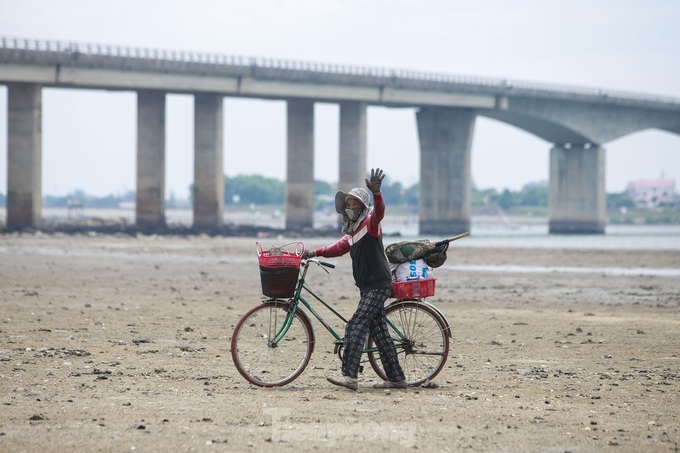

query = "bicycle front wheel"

[231,301,314,387]
[367,301,450,386]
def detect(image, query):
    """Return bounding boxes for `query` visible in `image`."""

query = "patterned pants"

[342,287,406,381]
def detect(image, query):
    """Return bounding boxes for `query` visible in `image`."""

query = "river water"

[397,224,680,251]
[3,207,680,252]
[393,223,680,277]
[2,208,678,278]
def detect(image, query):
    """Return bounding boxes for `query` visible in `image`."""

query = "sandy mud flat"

[1,233,679,452]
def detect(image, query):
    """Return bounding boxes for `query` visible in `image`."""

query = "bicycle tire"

[231,301,314,387]
[367,300,450,386]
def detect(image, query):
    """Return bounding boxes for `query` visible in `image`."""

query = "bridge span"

[2,37,680,234]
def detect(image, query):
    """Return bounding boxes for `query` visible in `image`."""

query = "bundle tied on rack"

[386,232,469,267]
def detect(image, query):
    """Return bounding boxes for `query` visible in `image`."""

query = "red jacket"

[315,194,392,292]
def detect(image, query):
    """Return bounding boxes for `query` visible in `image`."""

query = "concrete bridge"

[2,37,680,234]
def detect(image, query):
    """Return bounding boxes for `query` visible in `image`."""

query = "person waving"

[303,168,407,390]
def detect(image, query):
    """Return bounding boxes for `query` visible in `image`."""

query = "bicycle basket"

[391,278,436,299]
[256,242,303,298]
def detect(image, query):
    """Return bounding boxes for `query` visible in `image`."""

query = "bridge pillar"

[136,90,166,228]
[193,93,224,231]
[6,83,42,229]
[285,99,315,230]
[416,107,475,235]
[338,101,367,191]
[549,144,606,234]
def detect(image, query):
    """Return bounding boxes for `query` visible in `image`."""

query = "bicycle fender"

[385,299,452,338]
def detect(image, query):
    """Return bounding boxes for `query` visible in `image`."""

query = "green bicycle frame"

[268,260,410,353]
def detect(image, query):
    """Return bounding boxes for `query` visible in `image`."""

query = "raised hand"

[365,168,385,194]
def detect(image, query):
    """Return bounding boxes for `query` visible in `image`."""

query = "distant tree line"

[41,189,135,209]
[473,186,548,209]
[222,174,419,207]
[0,175,653,211]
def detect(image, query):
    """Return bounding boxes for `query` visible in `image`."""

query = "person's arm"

[365,167,385,237]
[367,192,385,237]
[314,234,351,258]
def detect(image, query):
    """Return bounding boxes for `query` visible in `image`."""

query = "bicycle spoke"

[367,302,449,386]
[232,302,313,387]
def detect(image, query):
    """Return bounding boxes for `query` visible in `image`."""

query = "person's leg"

[368,290,406,382]
[340,288,387,379]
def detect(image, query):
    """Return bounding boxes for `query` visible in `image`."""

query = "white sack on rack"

[390,259,432,282]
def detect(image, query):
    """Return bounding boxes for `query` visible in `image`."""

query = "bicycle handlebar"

[303,258,336,269]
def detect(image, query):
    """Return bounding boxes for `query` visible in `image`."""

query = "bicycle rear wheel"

[231,301,314,387]
[367,300,449,386]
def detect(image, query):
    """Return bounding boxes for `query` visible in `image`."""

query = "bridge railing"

[2,36,679,106]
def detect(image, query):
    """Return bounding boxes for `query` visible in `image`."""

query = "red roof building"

[626,178,678,206]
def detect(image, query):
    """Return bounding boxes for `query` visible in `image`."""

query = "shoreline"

[0,208,680,250]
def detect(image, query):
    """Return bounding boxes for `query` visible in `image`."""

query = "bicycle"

[231,242,452,388]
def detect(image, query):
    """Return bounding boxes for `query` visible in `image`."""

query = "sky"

[1,0,679,199]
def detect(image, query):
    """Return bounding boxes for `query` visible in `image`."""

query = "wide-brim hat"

[334,187,370,214]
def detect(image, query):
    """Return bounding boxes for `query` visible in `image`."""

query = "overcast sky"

[1,0,679,198]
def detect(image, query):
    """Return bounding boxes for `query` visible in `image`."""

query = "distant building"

[626,178,678,207]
